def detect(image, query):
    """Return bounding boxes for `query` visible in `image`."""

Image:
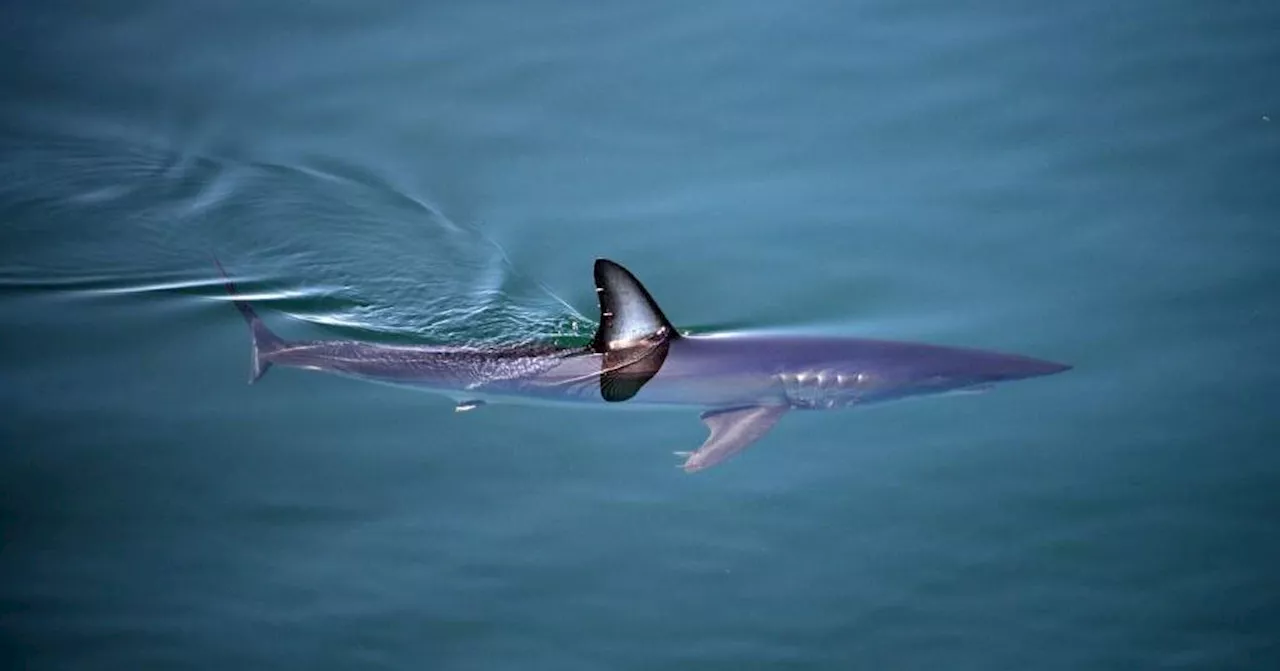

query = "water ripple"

[0,128,593,346]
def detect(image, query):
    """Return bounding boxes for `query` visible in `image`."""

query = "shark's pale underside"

[219,259,1069,472]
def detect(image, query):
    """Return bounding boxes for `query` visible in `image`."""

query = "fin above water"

[591,259,678,402]
[681,405,787,473]
[591,259,677,351]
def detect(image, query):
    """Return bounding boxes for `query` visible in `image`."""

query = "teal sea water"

[3,2,1279,668]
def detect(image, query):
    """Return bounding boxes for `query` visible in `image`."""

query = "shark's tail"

[213,258,286,383]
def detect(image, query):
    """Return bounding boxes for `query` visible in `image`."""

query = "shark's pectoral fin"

[681,405,787,473]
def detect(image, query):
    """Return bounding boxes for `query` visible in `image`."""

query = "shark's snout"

[988,355,1072,381]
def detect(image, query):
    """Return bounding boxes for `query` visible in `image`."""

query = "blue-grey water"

[3,2,1279,669]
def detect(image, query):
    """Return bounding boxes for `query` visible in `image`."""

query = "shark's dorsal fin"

[591,259,678,402]
[592,259,677,351]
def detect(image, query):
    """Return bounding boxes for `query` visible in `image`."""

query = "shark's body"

[220,259,1069,471]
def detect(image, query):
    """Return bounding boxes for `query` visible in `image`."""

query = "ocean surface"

[2,1,1279,669]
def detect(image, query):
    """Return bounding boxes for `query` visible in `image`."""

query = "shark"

[218,259,1070,472]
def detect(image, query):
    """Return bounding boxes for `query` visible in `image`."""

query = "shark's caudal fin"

[213,258,285,384]
[591,259,679,402]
